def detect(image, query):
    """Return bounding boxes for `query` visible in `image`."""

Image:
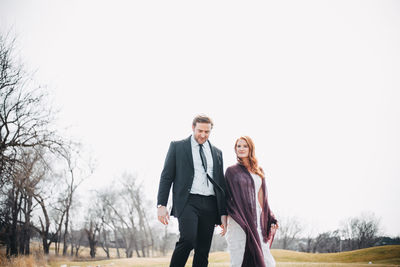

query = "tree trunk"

[86,221,98,259]
[42,237,50,254]
[9,187,20,256]
[62,207,69,256]
[103,231,110,259]
[89,244,96,258]
[75,245,80,257]
[114,230,120,258]
[22,195,33,255]
[88,237,96,259]
[55,238,59,255]
[116,246,120,258]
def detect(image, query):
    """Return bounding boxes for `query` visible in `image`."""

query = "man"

[157,114,227,267]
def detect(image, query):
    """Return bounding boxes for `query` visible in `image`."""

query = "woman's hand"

[220,215,227,236]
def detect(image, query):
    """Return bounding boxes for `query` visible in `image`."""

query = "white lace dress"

[225,173,276,267]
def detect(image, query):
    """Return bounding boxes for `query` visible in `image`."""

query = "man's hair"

[192,114,214,128]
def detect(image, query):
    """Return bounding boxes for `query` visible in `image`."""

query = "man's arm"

[157,141,176,225]
[157,141,176,206]
[218,150,228,216]
[218,150,228,236]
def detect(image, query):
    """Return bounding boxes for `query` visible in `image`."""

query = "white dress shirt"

[190,135,215,196]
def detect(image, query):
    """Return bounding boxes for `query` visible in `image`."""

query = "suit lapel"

[184,136,194,172]
[208,140,218,179]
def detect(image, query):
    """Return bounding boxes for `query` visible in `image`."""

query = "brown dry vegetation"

[1,245,399,267]
[0,253,46,267]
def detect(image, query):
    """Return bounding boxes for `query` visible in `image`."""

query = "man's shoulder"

[170,136,190,147]
[208,141,222,154]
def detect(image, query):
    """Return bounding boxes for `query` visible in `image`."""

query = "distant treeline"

[209,213,399,253]
[273,212,385,252]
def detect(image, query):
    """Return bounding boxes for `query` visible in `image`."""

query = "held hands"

[157,206,169,225]
[219,215,227,236]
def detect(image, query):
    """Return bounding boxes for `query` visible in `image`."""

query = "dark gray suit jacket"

[157,136,227,224]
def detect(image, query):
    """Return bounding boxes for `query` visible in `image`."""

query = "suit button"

[188,188,191,192]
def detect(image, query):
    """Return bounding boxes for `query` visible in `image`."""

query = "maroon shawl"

[225,164,277,267]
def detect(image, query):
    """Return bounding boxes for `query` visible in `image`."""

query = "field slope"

[49,245,400,267]
[272,245,400,264]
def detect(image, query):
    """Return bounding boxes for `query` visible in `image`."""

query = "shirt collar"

[191,135,208,148]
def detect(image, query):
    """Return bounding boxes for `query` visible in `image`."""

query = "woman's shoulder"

[225,164,244,176]
[226,163,240,171]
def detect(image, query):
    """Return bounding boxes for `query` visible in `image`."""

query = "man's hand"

[219,215,227,236]
[157,205,169,225]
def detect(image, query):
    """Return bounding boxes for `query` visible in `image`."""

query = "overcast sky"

[1,0,399,236]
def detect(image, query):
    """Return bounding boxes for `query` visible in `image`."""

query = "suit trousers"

[170,194,218,267]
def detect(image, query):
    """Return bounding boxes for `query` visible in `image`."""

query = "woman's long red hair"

[235,136,264,179]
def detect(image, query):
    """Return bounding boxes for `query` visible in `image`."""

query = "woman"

[225,136,278,267]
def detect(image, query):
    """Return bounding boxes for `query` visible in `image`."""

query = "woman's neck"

[241,158,251,169]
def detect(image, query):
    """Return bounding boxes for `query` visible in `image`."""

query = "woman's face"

[236,139,249,159]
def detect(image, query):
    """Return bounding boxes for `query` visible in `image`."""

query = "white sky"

[1,0,399,237]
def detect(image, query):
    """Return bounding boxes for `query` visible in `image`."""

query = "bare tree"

[33,193,64,254]
[0,33,64,256]
[298,224,318,253]
[85,210,101,259]
[274,216,302,250]
[99,229,112,259]
[0,35,63,177]
[58,148,86,256]
[103,190,138,258]
[69,227,85,258]
[121,174,154,257]
[298,235,315,253]
[93,189,114,259]
[341,212,380,250]
[92,173,154,258]
[1,148,54,256]
[53,202,65,256]
[68,203,85,258]
[313,230,341,253]
[24,152,65,255]
[153,223,178,256]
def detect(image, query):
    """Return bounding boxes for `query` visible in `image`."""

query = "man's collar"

[191,134,198,146]
[191,134,209,147]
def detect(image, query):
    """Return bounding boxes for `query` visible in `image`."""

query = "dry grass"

[45,246,400,267]
[271,245,400,264]
[275,264,398,267]
[0,253,47,267]
[2,245,400,267]
[45,256,400,267]
[206,250,400,267]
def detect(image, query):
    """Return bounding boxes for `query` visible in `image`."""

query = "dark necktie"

[199,143,209,186]
[197,143,226,196]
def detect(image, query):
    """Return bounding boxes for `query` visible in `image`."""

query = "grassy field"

[46,245,400,267]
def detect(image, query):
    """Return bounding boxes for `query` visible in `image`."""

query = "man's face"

[192,122,212,145]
